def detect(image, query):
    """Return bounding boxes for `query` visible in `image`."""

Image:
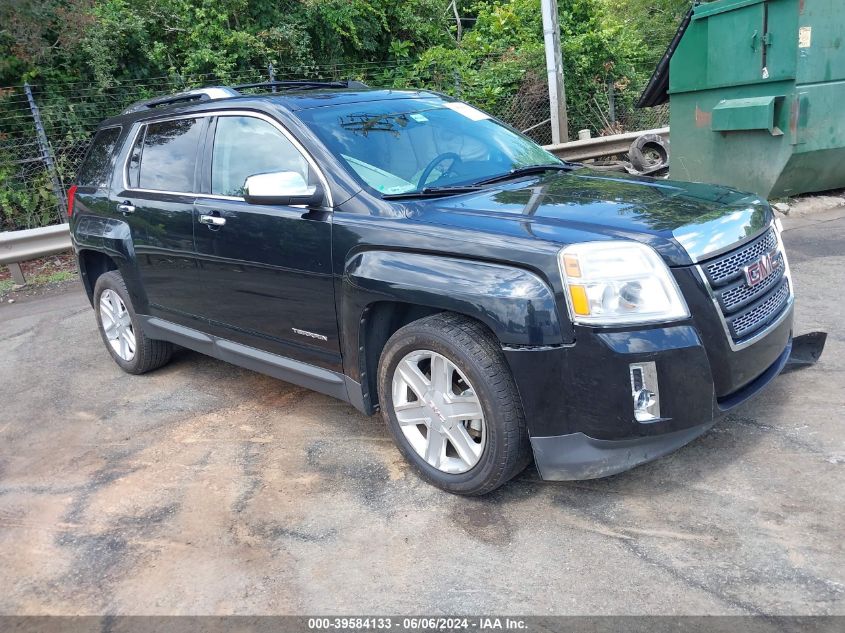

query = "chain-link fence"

[0,60,666,232]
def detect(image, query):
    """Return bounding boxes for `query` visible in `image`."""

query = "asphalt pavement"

[0,213,843,615]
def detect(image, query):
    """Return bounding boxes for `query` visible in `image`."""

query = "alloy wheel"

[391,350,486,474]
[99,289,136,361]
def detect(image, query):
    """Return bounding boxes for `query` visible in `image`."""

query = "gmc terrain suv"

[70,81,795,495]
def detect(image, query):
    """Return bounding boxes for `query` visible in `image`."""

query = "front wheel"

[377,313,531,495]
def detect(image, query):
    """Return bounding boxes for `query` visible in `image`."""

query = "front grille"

[726,279,791,340]
[704,228,778,285]
[700,226,792,344]
[717,251,785,313]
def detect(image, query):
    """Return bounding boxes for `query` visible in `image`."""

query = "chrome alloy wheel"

[391,350,486,474]
[99,289,136,361]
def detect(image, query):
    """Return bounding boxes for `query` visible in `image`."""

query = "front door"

[192,113,340,370]
[114,117,206,325]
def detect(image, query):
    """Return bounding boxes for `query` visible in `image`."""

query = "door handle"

[117,201,135,215]
[199,214,226,227]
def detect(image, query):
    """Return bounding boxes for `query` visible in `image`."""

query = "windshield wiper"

[382,185,484,200]
[470,163,577,186]
[380,163,578,199]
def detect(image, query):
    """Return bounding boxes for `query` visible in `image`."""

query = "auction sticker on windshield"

[443,102,490,121]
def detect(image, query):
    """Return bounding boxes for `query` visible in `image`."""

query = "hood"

[407,169,773,266]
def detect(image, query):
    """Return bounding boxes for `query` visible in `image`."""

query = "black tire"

[93,271,173,375]
[629,133,670,173]
[377,312,531,495]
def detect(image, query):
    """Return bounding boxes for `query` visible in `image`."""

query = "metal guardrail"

[0,223,71,285]
[544,127,670,162]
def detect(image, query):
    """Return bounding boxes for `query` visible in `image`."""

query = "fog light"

[630,362,661,422]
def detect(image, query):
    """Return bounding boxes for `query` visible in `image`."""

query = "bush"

[0,159,60,231]
[379,0,650,138]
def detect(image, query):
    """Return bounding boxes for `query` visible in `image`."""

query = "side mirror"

[243,171,324,207]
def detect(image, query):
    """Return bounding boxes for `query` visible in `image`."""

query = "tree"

[0,0,684,230]
[386,0,649,137]
[604,0,691,67]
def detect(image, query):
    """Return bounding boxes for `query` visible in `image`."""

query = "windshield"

[295,97,561,196]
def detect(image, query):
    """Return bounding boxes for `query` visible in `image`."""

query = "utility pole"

[541,0,569,144]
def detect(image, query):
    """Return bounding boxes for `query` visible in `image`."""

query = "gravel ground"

[0,214,843,616]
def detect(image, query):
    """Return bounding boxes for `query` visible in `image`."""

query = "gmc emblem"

[743,252,780,287]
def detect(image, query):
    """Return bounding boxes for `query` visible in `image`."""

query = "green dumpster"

[639,0,845,198]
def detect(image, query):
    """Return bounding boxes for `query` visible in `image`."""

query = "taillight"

[67,184,77,218]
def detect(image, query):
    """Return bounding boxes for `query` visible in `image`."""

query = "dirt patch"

[1,251,78,303]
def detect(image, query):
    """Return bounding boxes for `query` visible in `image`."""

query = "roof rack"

[233,79,369,92]
[120,79,369,115]
[121,86,240,115]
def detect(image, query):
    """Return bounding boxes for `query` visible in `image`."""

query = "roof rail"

[121,86,240,115]
[119,80,369,116]
[232,79,369,92]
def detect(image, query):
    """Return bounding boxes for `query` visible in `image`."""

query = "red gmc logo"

[744,252,780,287]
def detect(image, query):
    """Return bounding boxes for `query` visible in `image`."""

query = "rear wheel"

[377,312,531,495]
[93,271,172,374]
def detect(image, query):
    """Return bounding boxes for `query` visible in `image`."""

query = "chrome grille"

[717,251,785,313]
[704,228,778,286]
[726,278,791,340]
[699,225,792,345]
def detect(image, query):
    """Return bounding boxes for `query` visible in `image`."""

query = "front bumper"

[529,338,792,480]
[531,421,716,481]
[503,301,794,481]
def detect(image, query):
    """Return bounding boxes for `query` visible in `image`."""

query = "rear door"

[113,116,207,324]
[73,125,123,218]
[191,112,340,369]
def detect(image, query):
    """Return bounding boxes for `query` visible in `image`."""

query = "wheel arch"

[77,249,119,305]
[356,301,445,413]
[74,214,148,311]
[341,250,565,413]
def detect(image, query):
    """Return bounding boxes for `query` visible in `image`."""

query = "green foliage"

[1,0,670,99]
[33,268,77,284]
[605,0,691,67]
[0,159,60,231]
[383,0,651,134]
[0,0,685,229]
[384,0,542,113]
[2,0,451,88]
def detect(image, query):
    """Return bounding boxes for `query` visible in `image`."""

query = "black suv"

[70,81,794,495]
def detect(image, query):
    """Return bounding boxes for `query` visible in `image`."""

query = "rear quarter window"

[136,118,204,192]
[76,127,122,188]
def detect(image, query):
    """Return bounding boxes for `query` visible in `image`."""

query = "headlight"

[558,241,690,325]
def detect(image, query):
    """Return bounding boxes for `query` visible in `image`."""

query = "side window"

[126,128,144,189]
[137,118,204,192]
[77,127,121,188]
[211,116,309,197]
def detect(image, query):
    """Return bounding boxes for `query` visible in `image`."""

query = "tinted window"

[137,118,203,192]
[211,116,308,197]
[126,128,143,189]
[77,127,121,188]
